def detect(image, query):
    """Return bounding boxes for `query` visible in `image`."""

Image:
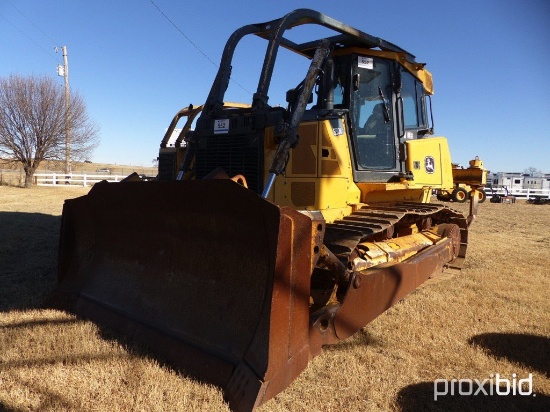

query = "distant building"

[489,172,550,190]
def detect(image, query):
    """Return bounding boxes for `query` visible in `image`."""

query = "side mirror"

[286,88,297,103]
[286,88,313,104]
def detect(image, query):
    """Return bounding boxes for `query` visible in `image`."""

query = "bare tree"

[0,75,99,187]
[523,167,542,177]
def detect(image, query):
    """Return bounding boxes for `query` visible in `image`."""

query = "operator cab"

[315,52,433,183]
[192,8,438,193]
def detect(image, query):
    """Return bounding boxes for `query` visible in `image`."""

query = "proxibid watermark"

[434,373,534,401]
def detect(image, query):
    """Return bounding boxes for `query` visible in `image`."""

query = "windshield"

[352,56,395,170]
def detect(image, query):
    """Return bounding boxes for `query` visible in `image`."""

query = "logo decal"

[425,156,435,174]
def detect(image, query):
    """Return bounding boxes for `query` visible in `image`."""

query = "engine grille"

[195,134,263,194]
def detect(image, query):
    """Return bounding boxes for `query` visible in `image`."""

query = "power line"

[148,0,218,69]
[0,13,58,62]
[6,0,60,47]
[147,0,252,95]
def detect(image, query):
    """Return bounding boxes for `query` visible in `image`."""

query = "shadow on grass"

[469,333,550,378]
[0,212,61,312]
[0,352,131,370]
[325,328,383,351]
[0,318,79,330]
[0,403,25,412]
[396,380,550,412]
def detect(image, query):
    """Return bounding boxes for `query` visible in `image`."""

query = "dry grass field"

[0,186,549,411]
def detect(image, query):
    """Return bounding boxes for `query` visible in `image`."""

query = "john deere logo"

[425,156,435,174]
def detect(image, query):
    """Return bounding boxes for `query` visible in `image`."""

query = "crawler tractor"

[54,9,486,411]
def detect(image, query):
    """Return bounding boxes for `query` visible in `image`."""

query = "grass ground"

[0,186,548,411]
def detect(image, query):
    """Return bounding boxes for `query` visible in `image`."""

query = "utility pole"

[56,46,70,173]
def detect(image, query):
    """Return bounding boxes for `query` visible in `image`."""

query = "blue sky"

[1,0,549,173]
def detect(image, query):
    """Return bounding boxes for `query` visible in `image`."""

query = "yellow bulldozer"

[52,9,486,411]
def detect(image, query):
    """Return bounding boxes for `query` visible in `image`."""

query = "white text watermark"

[434,373,534,401]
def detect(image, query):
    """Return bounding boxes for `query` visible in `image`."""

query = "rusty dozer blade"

[53,179,317,411]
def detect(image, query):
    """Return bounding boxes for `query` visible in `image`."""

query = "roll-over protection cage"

[201,8,415,116]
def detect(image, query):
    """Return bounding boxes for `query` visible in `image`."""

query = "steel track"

[323,202,468,273]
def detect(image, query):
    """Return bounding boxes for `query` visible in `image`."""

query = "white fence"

[485,187,550,199]
[33,172,127,187]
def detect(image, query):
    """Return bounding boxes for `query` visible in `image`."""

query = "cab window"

[401,70,427,129]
